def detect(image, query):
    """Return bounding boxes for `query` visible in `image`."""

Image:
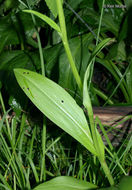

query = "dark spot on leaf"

[23,72,26,74]
[23,87,25,89]
[27,72,29,74]
[27,88,29,90]
[61,100,64,103]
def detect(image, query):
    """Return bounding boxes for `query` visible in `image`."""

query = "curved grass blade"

[23,10,61,33]
[14,69,97,156]
[83,38,113,160]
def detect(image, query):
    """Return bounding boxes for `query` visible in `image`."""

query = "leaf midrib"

[24,74,93,144]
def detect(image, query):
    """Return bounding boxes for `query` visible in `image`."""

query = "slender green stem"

[56,0,82,91]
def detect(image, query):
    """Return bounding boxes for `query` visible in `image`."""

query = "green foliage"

[99,176,132,190]
[0,0,132,189]
[23,10,61,33]
[33,176,97,190]
[83,38,114,161]
[14,68,96,155]
[45,0,63,18]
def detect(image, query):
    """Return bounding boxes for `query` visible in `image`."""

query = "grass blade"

[23,10,61,33]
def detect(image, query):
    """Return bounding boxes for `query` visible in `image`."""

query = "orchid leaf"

[14,69,97,156]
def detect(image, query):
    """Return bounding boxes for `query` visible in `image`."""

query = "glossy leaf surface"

[33,176,97,190]
[14,69,97,155]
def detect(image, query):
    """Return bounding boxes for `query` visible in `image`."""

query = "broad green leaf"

[33,176,97,190]
[4,0,18,10]
[23,10,61,33]
[0,14,18,52]
[14,69,97,156]
[0,11,43,52]
[45,0,63,18]
[118,176,132,190]
[99,186,118,190]
[0,50,36,106]
[66,0,83,9]
[99,176,132,190]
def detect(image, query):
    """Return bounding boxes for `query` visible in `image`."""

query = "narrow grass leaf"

[28,157,39,183]
[83,39,112,159]
[83,62,104,160]
[14,69,97,156]
[96,58,129,102]
[93,87,114,105]
[0,109,11,132]
[0,173,12,190]
[126,62,132,101]
[91,38,114,62]
[95,116,113,151]
[83,38,113,109]
[23,10,61,33]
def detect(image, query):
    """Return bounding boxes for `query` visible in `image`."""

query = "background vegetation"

[0,0,132,189]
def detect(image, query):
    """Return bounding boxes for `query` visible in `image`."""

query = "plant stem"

[56,0,82,91]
